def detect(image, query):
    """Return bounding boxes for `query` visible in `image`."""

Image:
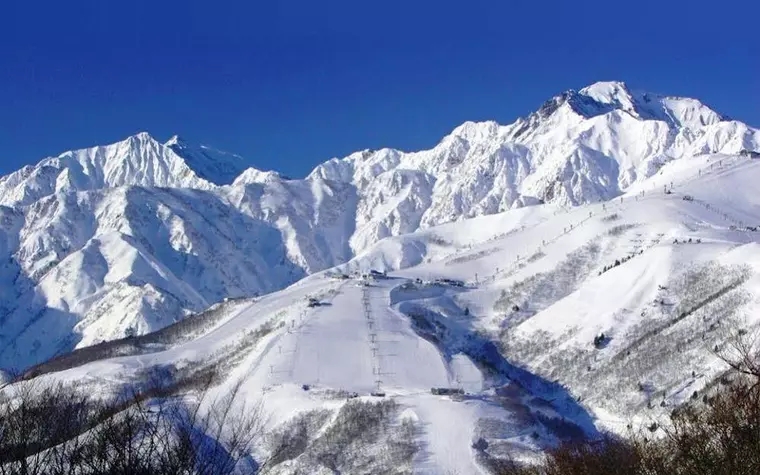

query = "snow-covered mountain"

[0,186,303,370]
[17,152,760,473]
[1,80,760,473]
[0,81,758,374]
[234,81,759,258]
[0,133,213,208]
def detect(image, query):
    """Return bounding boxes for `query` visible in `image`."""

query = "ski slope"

[27,262,589,474]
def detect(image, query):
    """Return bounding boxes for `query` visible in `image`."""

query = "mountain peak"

[450,121,501,142]
[128,131,157,142]
[232,167,283,185]
[579,81,631,101]
[533,81,730,128]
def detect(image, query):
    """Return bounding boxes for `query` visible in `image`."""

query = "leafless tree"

[714,327,760,389]
[0,372,266,474]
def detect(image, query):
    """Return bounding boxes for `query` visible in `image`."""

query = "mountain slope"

[343,151,760,427]
[0,186,304,370]
[165,135,249,185]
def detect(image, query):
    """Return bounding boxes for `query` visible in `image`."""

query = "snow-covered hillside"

[340,151,760,432]
[0,186,304,370]
[10,151,760,473]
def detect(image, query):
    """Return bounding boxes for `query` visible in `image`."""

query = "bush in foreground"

[0,376,263,475]
[492,334,760,475]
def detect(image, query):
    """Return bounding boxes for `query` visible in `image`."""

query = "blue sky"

[2,0,758,178]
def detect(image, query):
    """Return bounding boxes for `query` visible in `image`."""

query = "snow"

[578,81,640,117]
[28,265,564,473]
[11,154,760,469]
[0,186,306,370]
[1,82,760,471]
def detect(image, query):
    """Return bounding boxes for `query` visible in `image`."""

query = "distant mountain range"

[0,80,757,371]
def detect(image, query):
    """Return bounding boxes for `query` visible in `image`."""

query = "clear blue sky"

[2,0,758,178]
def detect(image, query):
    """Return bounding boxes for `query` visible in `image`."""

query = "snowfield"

[1,81,760,473]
